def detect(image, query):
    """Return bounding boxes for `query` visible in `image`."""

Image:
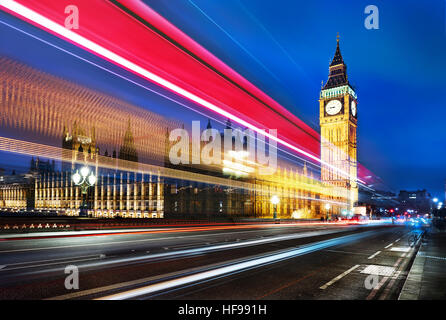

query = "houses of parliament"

[0,37,358,219]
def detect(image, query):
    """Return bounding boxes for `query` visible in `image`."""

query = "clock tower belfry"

[319,35,358,212]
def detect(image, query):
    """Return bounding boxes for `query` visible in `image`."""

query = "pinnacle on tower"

[323,34,349,90]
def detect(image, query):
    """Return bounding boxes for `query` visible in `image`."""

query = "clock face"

[325,100,342,115]
[351,100,357,117]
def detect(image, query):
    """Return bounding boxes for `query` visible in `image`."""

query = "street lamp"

[72,165,96,217]
[271,195,280,219]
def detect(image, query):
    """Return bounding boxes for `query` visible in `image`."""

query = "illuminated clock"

[325,100,342,115]
[351,100,357,117]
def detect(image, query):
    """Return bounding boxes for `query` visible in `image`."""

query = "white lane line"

[361,265,395,276]
[390,247,410,253]
[319,265,360,290]
[395,238,401,242]
[384,243,393,249]
[367,251,381,259]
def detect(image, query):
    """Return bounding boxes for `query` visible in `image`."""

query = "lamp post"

[325,203,331,221]
[72,165,96,217]
[271,195,280,220]
[432,198,439,213]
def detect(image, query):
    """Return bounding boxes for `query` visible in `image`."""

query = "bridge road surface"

[0,222,414,300]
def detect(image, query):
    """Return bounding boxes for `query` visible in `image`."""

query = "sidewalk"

[399,229,446,300]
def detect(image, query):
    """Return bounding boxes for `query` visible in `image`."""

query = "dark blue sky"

[0,1,445,198]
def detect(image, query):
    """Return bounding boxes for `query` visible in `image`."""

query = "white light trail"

[97,231,375,299]
[0,0,365,184]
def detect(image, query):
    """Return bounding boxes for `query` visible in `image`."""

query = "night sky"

[0,0,445,198]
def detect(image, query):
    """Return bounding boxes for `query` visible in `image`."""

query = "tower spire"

[323,34,348,89]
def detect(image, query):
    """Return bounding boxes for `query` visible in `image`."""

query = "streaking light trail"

[0,0,364,185]
[96,230,376,300]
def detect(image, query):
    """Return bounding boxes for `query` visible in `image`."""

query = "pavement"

[399,227,446,300]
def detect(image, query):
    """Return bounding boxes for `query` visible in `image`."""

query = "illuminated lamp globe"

[80,166,90,177]
[72,171,81,185]
[88,174,97,186]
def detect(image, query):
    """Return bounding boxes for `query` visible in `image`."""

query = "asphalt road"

[0,222,417,300]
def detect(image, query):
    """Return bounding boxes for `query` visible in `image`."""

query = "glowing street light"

[325,203,331,221]
[433,198,439,203]
[72,165,96,216]
[271,195,280,219]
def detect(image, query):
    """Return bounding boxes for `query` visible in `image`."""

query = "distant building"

[0,172,36,210]
[398,189,432,215]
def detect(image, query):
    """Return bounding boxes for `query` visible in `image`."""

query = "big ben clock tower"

[319,35,358,211]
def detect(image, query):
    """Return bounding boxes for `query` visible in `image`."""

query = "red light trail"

[0,0,375,185]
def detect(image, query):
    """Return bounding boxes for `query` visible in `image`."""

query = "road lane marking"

[390,247,410,253]
[361,265,395,276]
[319,265,360,290]
[367,251,381,259]
[384,243,393,249]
